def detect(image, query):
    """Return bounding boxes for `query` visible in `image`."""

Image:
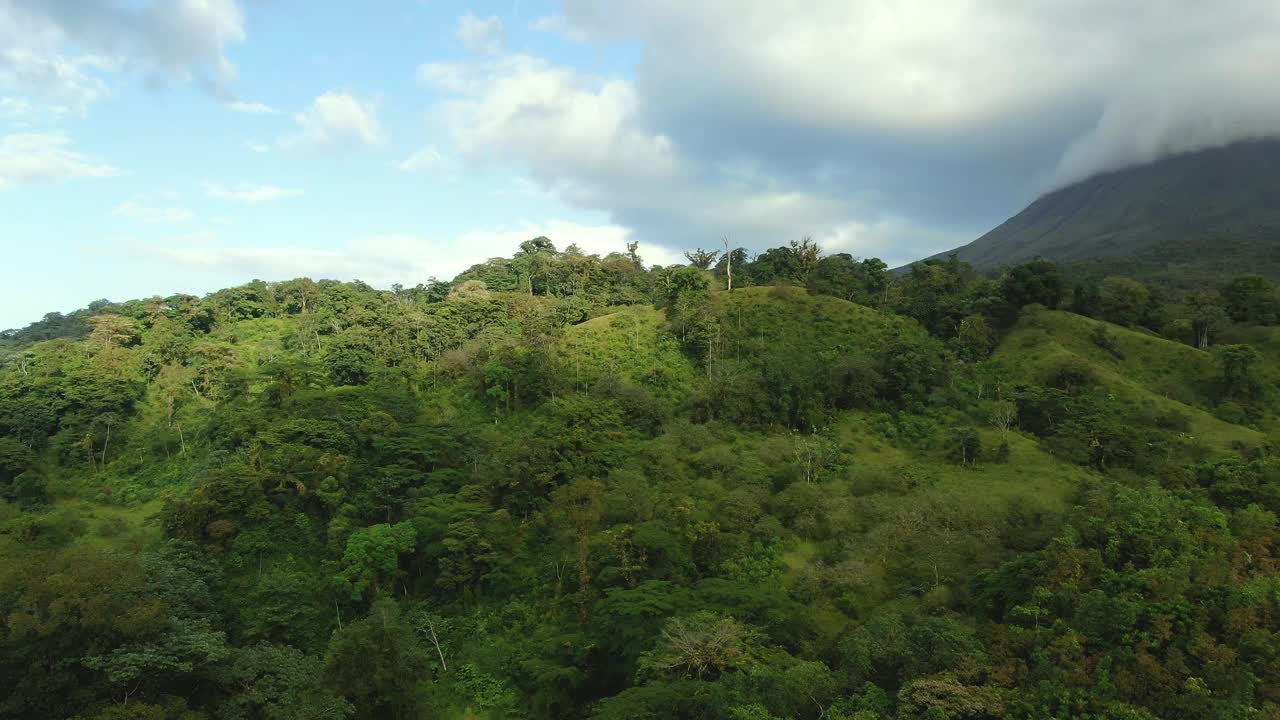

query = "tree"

[790,237,822,283]
[520,236,557,255]
[335,522,417,600]
[638,612,763,680]
[948,428,982,467]
[862,258,890,305]
[408,605,454,672]
[87,314,141,350]
[1187,291,1230,349]
[894,258,974,337]
[551,476,605,617]
[448,279,492,299]
[953,314,995,361]
[722,237,735,291]
[806,254,867,303]
[436,519,495,599]
[218,644,354,720]
[665,267,717,366]
[1001,259,1063,309]
[1215,344,1261,403]
[323,598,430,720]
[684,248,720,270]
[1220,274,1279,324]
[1098,277,1152,327]
[325,329,375,386]
[991,400,1017,439]
[0,436,34,488]
[667,266,711,301]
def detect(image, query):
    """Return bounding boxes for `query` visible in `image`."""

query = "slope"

[994,307,1267,453]
[929,139,1280,279]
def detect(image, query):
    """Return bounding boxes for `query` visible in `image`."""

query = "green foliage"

[1220,274,1280,324]
[323,598,431,720]
[637,611,764,681]
[3,236,1280,720]
[947,428,982,467]
[1002,259,1065,309]
[335,522,417,600]
[217,643,353,719]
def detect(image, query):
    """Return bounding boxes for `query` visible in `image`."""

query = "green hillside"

[997,308,1267,452]
[3,242,1280,720]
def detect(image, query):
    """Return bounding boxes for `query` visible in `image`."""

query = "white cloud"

[398,145,448,174]
[1050,53,1280,186]
[427,54,679,189]
[204,182,304,204]
[817,218,973,268]
[529,15,588,43]
[457,13,504,55]
[419,1,1280,262]
[285,92,384,147]
[550,1,1280,185]
[421,49,916,258]
[143,220,680,286]
[0,47,111,116]
[416,62,469,92]
[243,140,271,153]
[0,0,246,114]
[113,194,193,223]
[554,2,1278,131]
[227,100,277,115]
[0,96,33,120]
[0,132,119,190]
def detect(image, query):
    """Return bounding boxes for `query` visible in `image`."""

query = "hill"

[3,244,1280,720]
[929,139,1280,282]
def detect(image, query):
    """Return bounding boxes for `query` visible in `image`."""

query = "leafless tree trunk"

[101,421,111,466]
[426,620,448,671]
[722,236,733,291]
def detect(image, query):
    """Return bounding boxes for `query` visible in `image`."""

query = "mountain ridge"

[920,138,1280,276]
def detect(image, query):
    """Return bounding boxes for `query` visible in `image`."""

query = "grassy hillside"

[996,308,1267,453]
[559,306,699,398]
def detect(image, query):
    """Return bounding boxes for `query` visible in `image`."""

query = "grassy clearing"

[560,306,699,399]
[997,308,1265,453]
[713,286,926,358]
[839,415,1085,512]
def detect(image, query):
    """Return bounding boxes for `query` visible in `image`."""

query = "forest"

[3,237,1280,720]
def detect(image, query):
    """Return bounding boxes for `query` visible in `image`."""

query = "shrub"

[1090,325,1124,359]
[1047,360,1094,393]
[1154,408,1192,432]
[1214,400,1249,425]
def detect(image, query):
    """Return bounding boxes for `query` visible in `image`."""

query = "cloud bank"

[0,0,246,114]
[449,0,1280,260]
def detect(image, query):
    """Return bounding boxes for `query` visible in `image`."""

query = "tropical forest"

[5,228,1280,720]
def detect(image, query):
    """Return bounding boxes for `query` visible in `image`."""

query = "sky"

[2,0,1279,331]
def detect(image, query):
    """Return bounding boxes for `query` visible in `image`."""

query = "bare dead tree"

[722,236,733,291]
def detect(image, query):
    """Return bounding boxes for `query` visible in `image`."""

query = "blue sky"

[3,0,1279,330]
